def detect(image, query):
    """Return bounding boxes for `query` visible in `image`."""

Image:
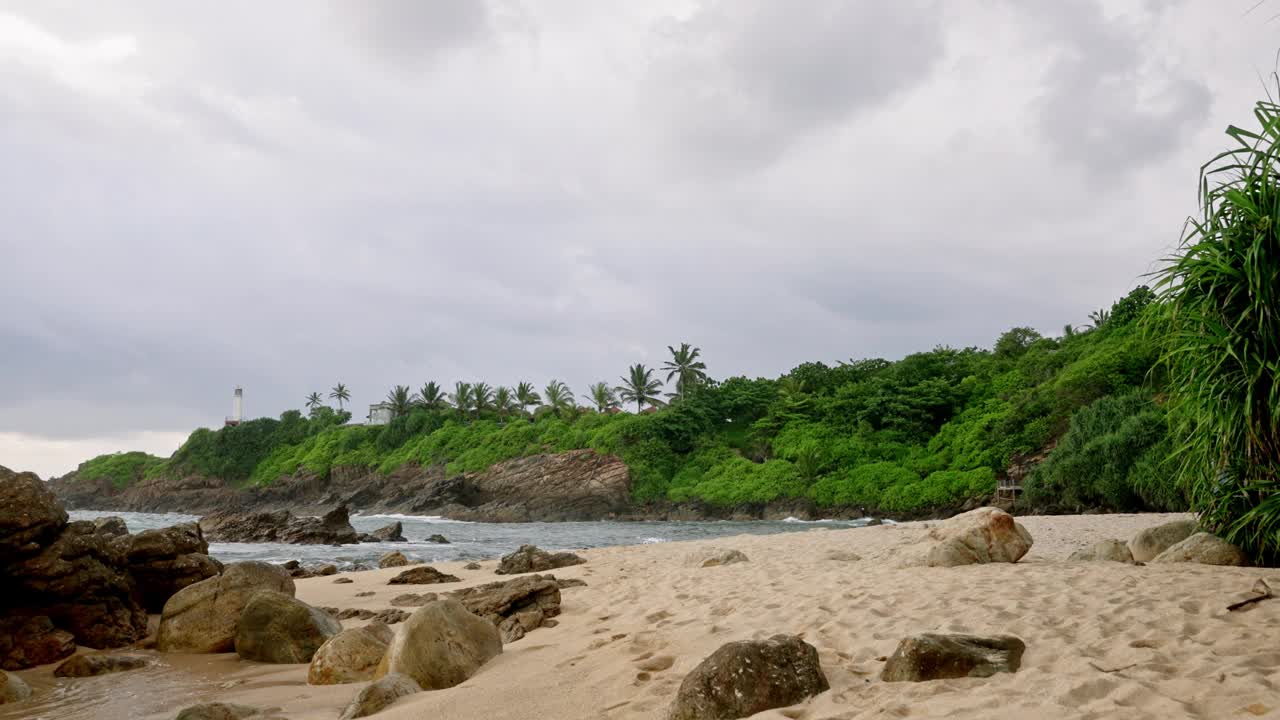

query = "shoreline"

[8,511,1280,720]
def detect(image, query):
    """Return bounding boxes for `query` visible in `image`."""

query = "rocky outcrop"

[234,591,342,663]
[1129,519,1198,563]
[378,551,410,569]
[0,669,31,705]
[427,534,449,544]
[157,561,295,653]
[126,522,222,611]
[903,507,1033,567]
[339,673,421,720]
[451,574,561,643]
[358,522,405,543]
[881,633,1026,682]
[374,598,502,690]
[53,653,150,677]
[93,516,129,537]
[0,616,76,670]
[1068,539,1135,564]
[669,635,829,720]
[388,566,459,585]
[308,623,394,685]
[1151,532,1248,566]
[684,548,749,568]
[0,466,68,564]
[199,506,359,545]
[495,545,586,575]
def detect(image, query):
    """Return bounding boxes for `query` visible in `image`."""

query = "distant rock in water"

[495,545,586,575]
[199,505,359,545]
[427,534,450,544]
[358,521,405,543]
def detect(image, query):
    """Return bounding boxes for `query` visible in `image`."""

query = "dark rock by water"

[126,522,222,611]
[53,653,150,677]
[495,544,586,575]
[358,521,405,543]
[0,615,76,670]
[199,505,359,545]
[388,566,460,585]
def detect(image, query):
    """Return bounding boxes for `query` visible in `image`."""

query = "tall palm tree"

[415,381,448,411]
[661,343,709,400]
[616,364,665,412]
[329,383,350,411]
[305,392,324,413]
[386,385,413,419]
[543,380,574,413]
[583,382,620,412]
[493,386,516,417]
[451,381,474,417]
[471,382,494,416]
[1088,308,1110,328]
[515,381,541,414]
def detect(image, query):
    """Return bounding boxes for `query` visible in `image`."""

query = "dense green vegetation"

[73,451,166,489]
[74,291,1185,517]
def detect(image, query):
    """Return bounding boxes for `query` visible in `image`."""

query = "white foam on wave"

[640,537,668,544]
[351,512,475,524]
[781,516,835,524]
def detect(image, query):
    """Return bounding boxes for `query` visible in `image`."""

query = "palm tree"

[471,382,494,416]
[451,381,474,417]
[662,343,709,400]
[583,382,620,412]
[543,380,574,413]
[386,385,413,419]
[493,386,516,417]
[329,383,350,411]
[616,364,665,412]
[415,381,448,411]
[305,392,324,414]
[1087,308,1110,328]
[515,381,541,414]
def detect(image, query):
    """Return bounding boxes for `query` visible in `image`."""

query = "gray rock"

[1068,539,1135,564]
[367,522,406,543]
[374,598,502,690]
[53,653,149,677]
[494,545,586,575]
[427,534,450,544]
[881,633,1026,682]
[234,591,342,664]
[388,566,459,585]
[1151,532,1248,566]
[668,634,828,720]
[157,561,295,653]
[1128,519,1198,563]
[907,507,1033,568]
[684,548,749,568]
[339,673,422,720]
[378,551,409,569]
[0,668,31,704]
[308,623,394,685]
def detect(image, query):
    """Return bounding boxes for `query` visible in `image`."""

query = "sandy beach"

[7,512,1280,720]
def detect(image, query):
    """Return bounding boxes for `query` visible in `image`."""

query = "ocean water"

[68,510,882,568]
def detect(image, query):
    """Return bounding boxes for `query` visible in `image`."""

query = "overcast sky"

[1,1,1277,478]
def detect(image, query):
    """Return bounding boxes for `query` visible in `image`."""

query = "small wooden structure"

[995,475,1022,503]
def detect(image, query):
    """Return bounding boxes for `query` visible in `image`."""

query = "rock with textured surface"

[234,591,342,663]
[1129,520,1199,563]
[684,548,749,568]
[173,703,281,720]
[1068,539,1135,564]
[54,653,150,677]
[905,507,1033,568]
[157,561,295,653]
[198,506,359,545]
[390,593,437,608]
[364,522,405,543]
[308,623,393,685]
[0,467,68,565]
[0,669,31,704]
[450,574,561,643]
[494,545,586,575]
[374,598,502,690]
[126,522,222,611]
[92,516,130,537]
[427,534,450,544]
[1151,532,1248,566]
[668,635,828,720]
[339,673,422,720]
[0,615,76,670]
[881,633,1025,682]
[378,552,409,569]
[388,566,459,585]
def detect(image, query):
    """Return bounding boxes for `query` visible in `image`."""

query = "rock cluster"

[494,544,586,575]
[905,507,1033,567]
[199,506,360,545]
[374,598,502,690]
[1128,519,1197,563]
[668,635,828,720]
[157,561,295,653]
[451,574,563,643]
[126,522,222,611]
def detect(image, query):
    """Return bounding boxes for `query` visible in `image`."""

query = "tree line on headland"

[68,91,1280,564]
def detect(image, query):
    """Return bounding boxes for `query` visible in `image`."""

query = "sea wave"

[351,512,475,524]
[640,537,668,544]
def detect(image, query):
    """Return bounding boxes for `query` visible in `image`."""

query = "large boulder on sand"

[906,507,1033,568]
[1151,532,1248,566]
[684,548,749,568]
[339,673,422,720]
[1068,539,1135,564]
[157,561,295,653]
[881,633,1026,682]
[668,634,828,720]
[0,467,68,565]
[1128,519,1197,563]
[126,522,222,612]
[388,566,459,585]
[0,668,31,705]
[234,591,342,664]
[494,544,586,575]
[451,574,562,643]
[378,551,409,569]
[0,615,76,670]
[374,598,502,690]
[308,623,394,685]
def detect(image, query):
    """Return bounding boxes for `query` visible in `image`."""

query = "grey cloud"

[334,0,492,66]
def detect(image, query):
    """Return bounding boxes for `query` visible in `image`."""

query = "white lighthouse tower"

[226,386,243,426]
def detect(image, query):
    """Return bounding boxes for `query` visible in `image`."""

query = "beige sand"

[8,512,1280,720]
